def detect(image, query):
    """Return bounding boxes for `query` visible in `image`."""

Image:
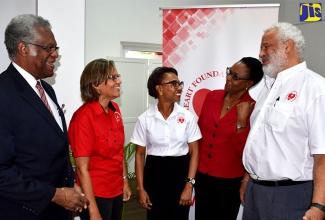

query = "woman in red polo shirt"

[68,59,131,220]
[195,57,264,220]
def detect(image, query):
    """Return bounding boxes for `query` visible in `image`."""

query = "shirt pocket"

[176,123,188,142]
[96,133,116,158]
[267,101,294,132]
[96,125,124,159]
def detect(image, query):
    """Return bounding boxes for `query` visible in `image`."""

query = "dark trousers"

[80,194,123,220]
[243,179,313,220]
[144,154,190,220]
[195,171,242,220]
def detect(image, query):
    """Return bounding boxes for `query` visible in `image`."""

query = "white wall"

[85,0,283,62]
[0,0,36,71]
[38,0,85,125]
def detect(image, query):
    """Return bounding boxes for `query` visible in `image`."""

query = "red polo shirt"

[198,90,253,178]
[68,101,125,198]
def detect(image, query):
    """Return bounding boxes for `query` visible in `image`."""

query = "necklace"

[225,98,241,111]
[224,92,247,111]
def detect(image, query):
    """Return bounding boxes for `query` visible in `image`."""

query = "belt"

[252,179,312,187]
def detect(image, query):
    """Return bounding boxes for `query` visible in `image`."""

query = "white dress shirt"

[12,62,63,131]
[131,101,202,156]
[243,62,325,181]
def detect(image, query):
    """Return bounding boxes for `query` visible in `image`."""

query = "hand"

[240,180,248,204]
[302,207,325,220]
[74,182,83,194]
[89,212,102,220]
[236,101,255,124]
[73,183,89,211]
[123,181,132,201]
[137,189,152,210]
[179,183,193,206]
[52,187,89,212]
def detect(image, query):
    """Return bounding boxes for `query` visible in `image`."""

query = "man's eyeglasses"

[226,67,251,81]
[161,80,184,89]
[22,41,59,53]
[106,74,121,81]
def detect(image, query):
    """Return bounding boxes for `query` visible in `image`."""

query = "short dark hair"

[147,67,178,99]
[240,57,264,86]
[80,59,116,103]
[5,14,51,59]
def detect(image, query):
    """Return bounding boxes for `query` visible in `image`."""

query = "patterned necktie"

[36,81,54,116]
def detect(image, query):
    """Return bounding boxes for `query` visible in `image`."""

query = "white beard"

[262,48,287,78]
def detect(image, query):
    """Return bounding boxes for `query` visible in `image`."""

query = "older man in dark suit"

[0,14,89,220]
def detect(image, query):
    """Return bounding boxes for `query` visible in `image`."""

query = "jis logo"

[300,3,322,22]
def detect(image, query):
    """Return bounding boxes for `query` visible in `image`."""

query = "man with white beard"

[241,22,325,220]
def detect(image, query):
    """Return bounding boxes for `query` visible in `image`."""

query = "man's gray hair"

[264,22,305,61]
[5,14,51,59]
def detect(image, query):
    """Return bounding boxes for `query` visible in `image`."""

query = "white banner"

[163,5,279,119]
[162,5,279,220]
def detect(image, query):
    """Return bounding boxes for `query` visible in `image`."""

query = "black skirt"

[144,154,190,220]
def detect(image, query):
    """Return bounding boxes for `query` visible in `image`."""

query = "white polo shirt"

[130,102,202,156]
[243,62,325,181]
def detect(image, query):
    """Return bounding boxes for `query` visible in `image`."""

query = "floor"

[73,178,146,220]
[123,178,147,220]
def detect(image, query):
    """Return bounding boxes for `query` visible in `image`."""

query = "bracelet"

[311,203,325,212]
[61,188,66,204]
[241,179,249,182]
[122,175,129,180]
[236,124,247,129]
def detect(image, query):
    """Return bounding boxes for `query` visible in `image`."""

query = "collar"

[268,62,307,88]
[277,61,307,85]
[264,62,307,89]
[264,75,276,90]
[91,101,116,116]
[147,101,180,118]
[12,62,38,90]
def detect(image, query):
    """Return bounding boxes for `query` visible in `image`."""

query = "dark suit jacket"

[0,63,74,220]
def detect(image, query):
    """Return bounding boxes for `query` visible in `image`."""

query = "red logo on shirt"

[177,117,185,124]
[286,91,297,102]
[114,112,121,123]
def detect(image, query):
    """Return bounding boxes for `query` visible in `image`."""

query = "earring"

[159,92,163,96]
[246,87,248,90]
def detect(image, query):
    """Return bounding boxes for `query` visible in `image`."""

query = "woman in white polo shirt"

[131,67,201,220]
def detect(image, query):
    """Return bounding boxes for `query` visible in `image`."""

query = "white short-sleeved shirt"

[243,62,325,181]
[130,102,202,156]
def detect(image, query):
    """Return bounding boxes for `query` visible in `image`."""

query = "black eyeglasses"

[226,67,251,81]
[22,41,59,53]
[161,80,184,89]
[106,74,121,81]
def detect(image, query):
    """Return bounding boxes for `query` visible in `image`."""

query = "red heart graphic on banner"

[192,89,211,117]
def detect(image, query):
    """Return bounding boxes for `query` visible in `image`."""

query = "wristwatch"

[311,203,325,212]
[236,124,247,129]
[185,178,195,185]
